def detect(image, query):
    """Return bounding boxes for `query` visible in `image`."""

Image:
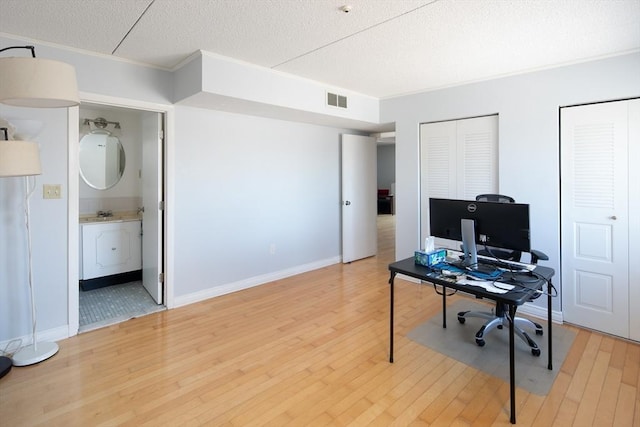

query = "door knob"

[345,201,351,205]
[609,215,617,220]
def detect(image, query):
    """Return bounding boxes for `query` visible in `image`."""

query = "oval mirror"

[79,131,126,190]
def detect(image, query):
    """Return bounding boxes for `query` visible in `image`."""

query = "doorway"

[68,96,171,335]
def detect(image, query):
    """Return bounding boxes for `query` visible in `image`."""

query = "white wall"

[381,52,640,314]
[0,105,69,341]
[172,106,345,303]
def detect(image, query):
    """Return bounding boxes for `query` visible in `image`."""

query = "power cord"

[1,339,23,358]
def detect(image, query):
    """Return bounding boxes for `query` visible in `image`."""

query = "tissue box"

[414,248,447,267]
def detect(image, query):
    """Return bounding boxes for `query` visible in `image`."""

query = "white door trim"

[68,92,175,337]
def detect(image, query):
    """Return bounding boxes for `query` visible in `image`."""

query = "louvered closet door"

[457,116,498,199]
[561,101,631,338]
[420,115,498,247]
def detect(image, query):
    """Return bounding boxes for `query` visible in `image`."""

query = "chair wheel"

[476,338,485,347]
[497,325,503,330]
[532,348,541,357]
[535,329,543,336]
[458,317,466,324]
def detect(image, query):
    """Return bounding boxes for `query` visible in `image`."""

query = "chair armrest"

[530,249,549,264]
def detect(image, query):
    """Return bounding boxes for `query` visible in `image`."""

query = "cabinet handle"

[609,216,617,220]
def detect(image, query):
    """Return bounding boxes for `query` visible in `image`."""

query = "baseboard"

[173,256,342,308]
[519,301,564,324]
[80,270,142,291]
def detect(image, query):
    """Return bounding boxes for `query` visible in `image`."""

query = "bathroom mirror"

[79,131,126,190]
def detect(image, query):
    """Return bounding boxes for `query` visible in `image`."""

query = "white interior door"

[141,112,163,304]
[561,100,634,338]
[341,134,377,263]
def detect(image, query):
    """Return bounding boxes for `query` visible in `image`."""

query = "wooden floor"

[1,215,639,426]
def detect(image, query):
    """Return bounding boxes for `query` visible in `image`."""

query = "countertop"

[79,211,141,224]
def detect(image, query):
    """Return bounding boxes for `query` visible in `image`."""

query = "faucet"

[97,210,113,218]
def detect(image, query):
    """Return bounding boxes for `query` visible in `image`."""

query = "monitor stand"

[461,218,478,268]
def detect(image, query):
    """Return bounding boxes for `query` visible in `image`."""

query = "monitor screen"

[428,198,531,254]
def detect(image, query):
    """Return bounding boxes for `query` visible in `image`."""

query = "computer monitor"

[428,198,531,268]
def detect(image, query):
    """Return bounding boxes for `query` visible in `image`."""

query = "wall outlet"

[43,184,62,199]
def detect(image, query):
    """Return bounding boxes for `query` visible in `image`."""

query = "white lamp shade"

[0,140,42,176]
[0,57,80,108]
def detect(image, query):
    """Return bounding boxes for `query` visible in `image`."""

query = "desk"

[388,257,555,424]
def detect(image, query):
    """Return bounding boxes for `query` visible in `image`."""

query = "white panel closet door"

[420,115,498,248]
[561,100,639,339]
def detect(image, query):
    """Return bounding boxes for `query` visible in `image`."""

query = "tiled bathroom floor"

[79,281,165,332]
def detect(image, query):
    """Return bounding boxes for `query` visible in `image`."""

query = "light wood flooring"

[1,215,638,426]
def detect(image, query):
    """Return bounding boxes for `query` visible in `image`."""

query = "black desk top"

[389,257,555,306]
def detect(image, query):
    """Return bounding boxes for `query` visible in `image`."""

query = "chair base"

[457,308,543,356]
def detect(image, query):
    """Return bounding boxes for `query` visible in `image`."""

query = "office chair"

[457,194,549,356]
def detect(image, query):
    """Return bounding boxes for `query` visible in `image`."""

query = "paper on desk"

[457,279,514,294]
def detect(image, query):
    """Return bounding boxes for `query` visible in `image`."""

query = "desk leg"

[389,272,396,363]
[442,284,447,328]
[509,304,516,424]
[548,278,553,371]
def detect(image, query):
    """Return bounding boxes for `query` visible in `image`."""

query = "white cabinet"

[80,220,142,280]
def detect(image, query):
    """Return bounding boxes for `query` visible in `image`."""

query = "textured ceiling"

[1,0,639,98]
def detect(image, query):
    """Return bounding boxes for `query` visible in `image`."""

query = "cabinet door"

[82,221,142,280]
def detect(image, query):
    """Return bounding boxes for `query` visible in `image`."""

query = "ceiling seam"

[270,0,441,70]
[111,0,157,55]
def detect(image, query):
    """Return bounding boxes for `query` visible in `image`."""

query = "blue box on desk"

[414,249,447,267]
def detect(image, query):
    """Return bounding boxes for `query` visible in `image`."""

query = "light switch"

[43,184,62,199]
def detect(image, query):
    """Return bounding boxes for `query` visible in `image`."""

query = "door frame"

[67,92,174,336]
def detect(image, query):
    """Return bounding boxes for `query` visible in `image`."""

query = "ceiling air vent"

[327,92,348,109]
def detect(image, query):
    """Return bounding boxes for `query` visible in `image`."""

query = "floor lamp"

[0,128,60,366]
[0,45,79,369]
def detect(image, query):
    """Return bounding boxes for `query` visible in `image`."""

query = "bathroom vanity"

[79,215,142,290]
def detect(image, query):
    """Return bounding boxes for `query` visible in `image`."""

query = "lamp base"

[12,342,58,366]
